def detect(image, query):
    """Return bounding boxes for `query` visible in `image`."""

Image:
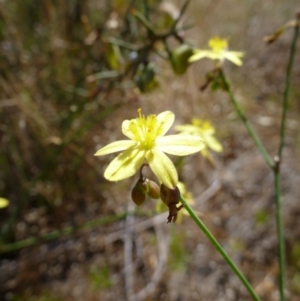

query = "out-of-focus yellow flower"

[156,182,193,223]
[95,109,204,189]
[0,197,9,209]
[175,118,222,163]
[189,36,244,66]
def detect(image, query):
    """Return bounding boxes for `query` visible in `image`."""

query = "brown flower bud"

[160,184,183,223]
[131,178,147,206]
[144,179,160,199]
[160,184,180,206]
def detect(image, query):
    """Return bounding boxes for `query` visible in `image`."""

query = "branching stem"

[219,17,299,300]
[274,17,299,301]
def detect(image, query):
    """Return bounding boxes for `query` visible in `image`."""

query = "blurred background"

[0,0,300,300]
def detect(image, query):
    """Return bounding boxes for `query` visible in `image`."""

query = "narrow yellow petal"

[223,51,244,66]
[175,124,200,134]
[155,135,204,156]
[0,197,9,209]
[122,119,139,140]
[205,53,222,60]
[203,135,223,152]
[94,140,137,156]
[156,111,175,136]
[104,148,145,181]
[145,149,178,189]
[188,50,211,62]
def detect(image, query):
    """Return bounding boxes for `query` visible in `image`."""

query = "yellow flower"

[189,36,244,66]
[95,109,204,189]
[175,118,223,160]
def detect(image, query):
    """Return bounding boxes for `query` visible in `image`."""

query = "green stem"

[106,37,138,51]
[274,170,285,301]
[275,17,299,301]
[278,18,299,159]
[219,70,275,170]
[131,9,157,36]
[179,195,261,301]
[171,0,191,31]
[219,18,299,300]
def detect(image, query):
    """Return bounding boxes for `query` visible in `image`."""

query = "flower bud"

[134,63,158,93]
[160,184,180,206]
[170,44,194,75]
[144,179,160,199]
[131,178,147,206]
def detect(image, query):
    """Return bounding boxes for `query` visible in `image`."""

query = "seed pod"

[131,178,147,206]
[144,179,160,199]
[160,184,180,206]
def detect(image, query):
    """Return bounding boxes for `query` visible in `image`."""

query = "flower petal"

[223,51,244,66]
[188,50,212,62]
[156,111,175,136]
[203,134,223,152]
[0,197,9,208]
[94,140,137,156]
[122,119,139,140]
[104,147,145,181]
[146,149,178,189]
[155,135,204,156]
[175,124,200,134]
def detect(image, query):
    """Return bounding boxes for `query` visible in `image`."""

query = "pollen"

[131,109,158,149]
[209,36,228,52]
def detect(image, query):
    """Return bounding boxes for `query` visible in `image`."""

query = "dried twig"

[131,223,169,301]
[124,202,135,300]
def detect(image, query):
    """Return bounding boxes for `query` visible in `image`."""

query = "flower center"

[209,37,228,54]
[130,109,159,149]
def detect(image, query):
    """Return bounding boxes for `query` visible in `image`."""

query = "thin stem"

[131,9,157,35]
[171,0,191,31]
[179,195,261,301]
[275,17,299,301]
[274,168,285,301]
[219,18,299,300]
[219,70,275,170]
[143,0,150,20]
[106,37,138,51]
[278,18,299,159]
